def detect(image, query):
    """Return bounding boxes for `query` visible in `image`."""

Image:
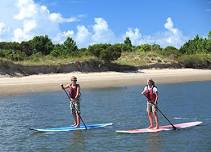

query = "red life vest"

[69,84,79,99]
[145,86,157,102]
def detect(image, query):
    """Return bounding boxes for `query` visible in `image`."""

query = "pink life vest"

[145,86,157,102]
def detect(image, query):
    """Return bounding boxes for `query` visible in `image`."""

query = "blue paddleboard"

[30,123,112,132]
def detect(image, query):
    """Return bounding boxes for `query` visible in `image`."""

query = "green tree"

[124,37,132,47]
[207,39,211,53]
[208,31,211,40]
[151,44,162,51]
[50,44,65,57]
[88,44,121,63]
[164,46,178,52]
[99,45,122,63]
[136,44,151,52]
[162,46,180,57]
[20,41,33,56]
[207,31,211,52]
[0,42,20,50]
[123,37,133,52]
[63,37,78,54]
[88,44,111,58]
[30,35,54,55]
[180,35,208,54]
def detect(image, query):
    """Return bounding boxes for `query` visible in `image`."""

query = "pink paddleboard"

[116,121,202,134]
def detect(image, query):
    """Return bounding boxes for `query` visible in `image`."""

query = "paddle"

[61,85,87,130]
[153,104,177,130]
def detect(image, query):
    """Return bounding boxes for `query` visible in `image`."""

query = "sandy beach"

[0,68,211,96]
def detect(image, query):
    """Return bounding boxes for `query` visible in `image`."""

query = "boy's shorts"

[70,100,80,114]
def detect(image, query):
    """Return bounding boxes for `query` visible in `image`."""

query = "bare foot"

[153,126,159,129]
[71,123,77,127]
[148,126,154,129]
[75,124,80,128]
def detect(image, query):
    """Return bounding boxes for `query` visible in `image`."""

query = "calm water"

[0,81,211,152]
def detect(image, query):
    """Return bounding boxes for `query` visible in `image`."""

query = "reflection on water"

[0,81,211,152]
[64,131,86,152]
[146,133,163,152]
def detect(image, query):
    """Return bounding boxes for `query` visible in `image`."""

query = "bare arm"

[61,83,70,90]
[75,85,80,99]
[141,87,147,97]
[154,91,159,105]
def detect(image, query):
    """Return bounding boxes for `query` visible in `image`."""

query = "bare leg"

[72,112,77,126]
[75,113,81,127]
[148,112,154,128]
[154,111,159,129]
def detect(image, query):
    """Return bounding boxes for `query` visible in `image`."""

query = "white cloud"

[0,0,80,42]
[64,30,75,38]
[123,17,187,48]
[0,22,6,33]
[0,0,187,48]
[124,28,142,45]
[57,18,116,48]
[13,20,37,41]
[75,25,91,47]
[14,0,37,20]
[93,18,108,32]
[53,30,75,44]
[164,17,178,34]
[91,18,116,44]
[49,13,79,23]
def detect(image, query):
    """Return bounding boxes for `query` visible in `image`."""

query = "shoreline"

[0,68,211,96]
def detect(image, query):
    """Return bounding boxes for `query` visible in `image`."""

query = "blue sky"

[0,0,210,48]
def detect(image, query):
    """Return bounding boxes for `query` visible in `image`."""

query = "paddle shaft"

[62,87,87,130]
[155,105,176,130]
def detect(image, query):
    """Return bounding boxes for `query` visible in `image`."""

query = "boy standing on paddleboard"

[141,79,159,129]
[61,76,81,127]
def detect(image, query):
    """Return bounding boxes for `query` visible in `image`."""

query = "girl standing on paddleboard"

[141,79,159,129]
[62,76,81,127]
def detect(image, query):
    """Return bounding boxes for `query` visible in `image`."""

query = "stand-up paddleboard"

[116,121,202,134]
[30,123,112,132]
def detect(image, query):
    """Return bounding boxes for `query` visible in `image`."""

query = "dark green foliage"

[78,48,90,56]
[178,54,211,68]
[0,49,12,58]
[137,43,162,52]
[88,44,111,58]
[122,37,133,52]
[208,31,211,40]
[123,37,133,52]
[151,44,162,51]
[0,42,21,51]
[88,43,121,63]
[136,44,151,52]
[207,31,211,52]
[50,44,64,57]
[0,49,26,61]
[79,48,88,52]
[51,38,79,57]
[100,45,122,63]
[20,41,33,56]
[124,37,132,48]
[162,46,180,56]
[207,39,211,53]
[179,35,208,54]
[11,50,27,61]
[63,37,78,54]
[30,35,54,55]
[0,31,210,68]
